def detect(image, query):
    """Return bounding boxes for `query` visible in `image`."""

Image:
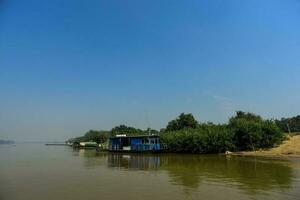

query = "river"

[0,144,300,200]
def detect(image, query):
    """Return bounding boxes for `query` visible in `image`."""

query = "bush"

[275,115,300,133]
[111,125,143,136]
[160,124,235,154]
[161,111,285,153]
[84,130,110,144]
[228,112,284,151]
[165,113,199,132]
[260,120,285,148]
[70,130,109,144]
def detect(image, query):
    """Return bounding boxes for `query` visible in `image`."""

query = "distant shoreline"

[0,140,14,145]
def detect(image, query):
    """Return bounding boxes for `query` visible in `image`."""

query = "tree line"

[68,111,299,153]
[275,115,300,133]
[0,140,14,144]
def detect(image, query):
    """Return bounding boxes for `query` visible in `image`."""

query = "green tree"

[160,124,234,153]
[229,118,263,151]
[229,111,284,151]
[161,111,284,153]
[111,125,143,136]
[234,111,262,122]
[84,130,110,144]
[165,113,199,132]
[69,130,109,144]
[275,115,300,133]
[261,120,285,148]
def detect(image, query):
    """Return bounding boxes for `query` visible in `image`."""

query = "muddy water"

[0,144,299,200]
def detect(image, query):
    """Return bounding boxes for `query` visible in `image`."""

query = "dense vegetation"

[68,130,110,144]
[111,125,158,137]
[164,113,199,132]
[69,111,288,153]
[68,126,158,143]
[275,115,300,133]
[160,124,234,153]
[160,111,284,153]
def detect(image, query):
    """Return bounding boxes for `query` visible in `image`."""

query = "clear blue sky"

[1,0,300,141]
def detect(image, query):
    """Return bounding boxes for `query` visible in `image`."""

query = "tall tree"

[111,125,143,136]
[165,113,199,132]
[275,115,300,133]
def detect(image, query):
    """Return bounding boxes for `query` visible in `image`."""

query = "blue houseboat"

[109,135,161,152]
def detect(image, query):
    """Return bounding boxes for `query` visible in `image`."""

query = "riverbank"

[231,134,300,159]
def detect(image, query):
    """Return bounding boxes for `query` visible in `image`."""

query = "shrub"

[160,124,235,154]
[161,111,285,153]
[229,112,284,151]
[165,113,199,132]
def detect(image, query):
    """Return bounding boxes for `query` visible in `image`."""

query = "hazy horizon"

[1,0,300,142]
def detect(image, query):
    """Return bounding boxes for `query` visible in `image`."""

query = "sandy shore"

[230,134,300,159]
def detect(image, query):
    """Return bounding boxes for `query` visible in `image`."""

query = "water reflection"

[108,153,160,170]
[160,155,294,193]
[74,150,297,194]
[72,149,107,169]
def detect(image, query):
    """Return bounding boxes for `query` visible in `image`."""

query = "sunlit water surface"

[0,144,300,200]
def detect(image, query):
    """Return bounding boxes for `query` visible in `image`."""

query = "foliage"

[161,124,234,153]
[161,111,285,153]
[275,115,300,133]
[68,111,287,153]
[69,126,159,144]
[234,111,262,122]
[84,130,110,144]
[260,120,285,148]
[165,113,199,132]
[70,130,109,144]
[229,111,284,151]
[111,125,143,137]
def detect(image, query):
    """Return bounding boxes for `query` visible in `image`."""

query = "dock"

[45,143,67,146]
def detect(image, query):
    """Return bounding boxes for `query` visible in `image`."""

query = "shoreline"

[229,134,300,159]
[229,152,300,159]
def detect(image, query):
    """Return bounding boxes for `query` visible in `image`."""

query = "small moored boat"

[73,141,98,149]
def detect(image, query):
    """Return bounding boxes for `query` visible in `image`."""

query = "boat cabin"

[109,135,160,152]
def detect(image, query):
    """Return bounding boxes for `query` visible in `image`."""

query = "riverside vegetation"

[68,111,300,154]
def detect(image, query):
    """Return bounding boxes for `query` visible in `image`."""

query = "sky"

[1,0,300,142]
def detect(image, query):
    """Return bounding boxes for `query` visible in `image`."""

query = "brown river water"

[0,144,300,200]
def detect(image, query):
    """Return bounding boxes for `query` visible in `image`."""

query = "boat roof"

[79,141,98,144]
[109,135,159,139]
